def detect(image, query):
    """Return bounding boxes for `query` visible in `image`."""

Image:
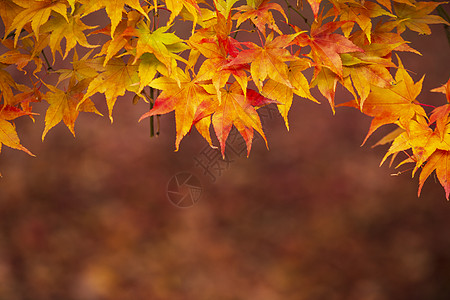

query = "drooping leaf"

[0,105,35,156]
[0,65,18,106]
[163,0,201,26]
[341,57,427,144]
[139,69,215,150]
[393,1,450,35]
[419,149,450,200]
[234,0,287,35]
[42,78,102,140]
[78,0,148,37]
[6,0,68,46]
[294,19,364,78]
[212,82,276,157]
[337,1,394,42]
[226,32,299,91]
[190,14,248,101]
[40,12,98,60]
[431,77,450,103]
[262,58,317,129]
[134,24,188,76]
[80,58,140,122]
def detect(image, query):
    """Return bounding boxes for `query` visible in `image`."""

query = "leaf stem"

[41,50,53,71]
[149,87,155,137]
[283,0,309,27]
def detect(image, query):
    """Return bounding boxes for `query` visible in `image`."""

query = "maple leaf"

[163,0,201,26]
[78,0,148,37]
[380,116,450,176]
[5,0,68,46]
[294,19,364,78]
[139,69,215,150]
[0,34,48,75]
[0,105,35,156]
[310,67,338,112]
[137,53,167,94]
[80,58,140,122]
[0,64,18,106]
[340,32,400,107]
[90,15,141,66]
[190,14,248,101]
[214,0,240,19]
[366,22,422,54]
[431,77,450,103]
[306,0,322,19]
[262,58,318,129]
[134,24,188,76]
[419,150,450,200]
[226,32,299,91]
[234,0,287,35]
[54,50,99,84]
[393,1,450,35]
[427,78,450,139]
[341,58,427,144]
[336,1,394,42]
[0,0,23,37]
[42,78,102,140]
[212,82,276,157]
[40,12,98,61]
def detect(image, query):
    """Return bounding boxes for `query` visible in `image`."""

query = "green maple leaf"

[134,24,188,76]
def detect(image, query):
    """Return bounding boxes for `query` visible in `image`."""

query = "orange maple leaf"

[226,32,299,91]
[78,0,148,37]
[190,14,248,100]
[431,77,450,103]
[5,0,68,46]
[0,105,35,156]
[393,1,450,35]
[341,58,427,144]
[234,0,287,35]
[294,19,364,78]
[40,12,98,60]
[42,78,102,140]
[419,149,450,200]
[212,83,276,157]
[139,69,215,150]
[262,58,318,129]
[164,0,201,26]
[80,57,140,122]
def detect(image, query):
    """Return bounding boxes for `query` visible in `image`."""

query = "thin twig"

[41,50,53,71]
[283,0,309,27]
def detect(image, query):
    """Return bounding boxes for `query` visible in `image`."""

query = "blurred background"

[1,2,450,299]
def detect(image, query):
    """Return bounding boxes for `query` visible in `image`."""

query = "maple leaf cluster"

[0,0,449,199]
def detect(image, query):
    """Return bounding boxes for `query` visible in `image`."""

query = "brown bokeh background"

[1,3,450,299]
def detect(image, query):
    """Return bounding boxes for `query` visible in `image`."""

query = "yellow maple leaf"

[42,78,102,140]
[5,0,68,46]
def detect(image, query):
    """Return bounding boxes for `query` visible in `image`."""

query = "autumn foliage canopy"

[0,0,449,198]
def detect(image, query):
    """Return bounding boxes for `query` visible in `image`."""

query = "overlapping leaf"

[0,105,35,156]
[212,82,276,157]
[42,78,101,140]
[226,32,299,91]
[139,69,215,150]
